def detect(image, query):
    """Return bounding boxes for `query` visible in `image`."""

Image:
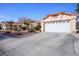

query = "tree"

[75,4,79,13]
[18,17,33,30]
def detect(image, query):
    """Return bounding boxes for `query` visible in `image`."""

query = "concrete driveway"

[0,32,79,56]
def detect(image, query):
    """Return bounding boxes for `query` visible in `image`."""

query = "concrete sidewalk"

[0,32,79,56]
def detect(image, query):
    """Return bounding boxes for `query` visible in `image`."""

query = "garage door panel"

[45,21,70,32]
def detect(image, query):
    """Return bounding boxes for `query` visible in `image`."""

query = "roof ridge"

[43,12,79,19]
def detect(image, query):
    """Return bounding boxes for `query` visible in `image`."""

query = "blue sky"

[0,3,77,22]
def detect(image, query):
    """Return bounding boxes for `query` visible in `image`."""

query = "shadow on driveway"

[2,32,39,38]
[0,33,12,41]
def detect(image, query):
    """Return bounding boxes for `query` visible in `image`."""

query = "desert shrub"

[34,25,41,31]
[21,26,26,30]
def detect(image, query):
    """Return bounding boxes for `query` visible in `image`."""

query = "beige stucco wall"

[44,16,52,22]
[44,14,76,22]
[70,17,77,33]
[41,20,44,32]
[41,14,77,33]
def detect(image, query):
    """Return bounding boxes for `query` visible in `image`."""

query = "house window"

[50,22,53,24]
[67,21,69,23]
[53,22,55,24]
[56,21,58,24]
[55,21,57,24]
[48,22,50,24]
[59,21,62,23]
[63,21,65,23]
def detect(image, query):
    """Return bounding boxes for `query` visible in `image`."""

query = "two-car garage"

[41,12,77,33]
[44,20,70,32]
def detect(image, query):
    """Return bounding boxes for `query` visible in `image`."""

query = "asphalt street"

[0,32,79,56]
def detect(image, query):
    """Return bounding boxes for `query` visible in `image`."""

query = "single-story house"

[30,21,40,28]
[41,12,79,33]
[1,22,21,31]
[0,20,39,32]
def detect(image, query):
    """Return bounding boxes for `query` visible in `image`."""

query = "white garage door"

[44,20,70,32]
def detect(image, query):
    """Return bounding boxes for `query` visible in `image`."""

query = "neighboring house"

[30,21,38,28]
[1,22,21,31]
[1,22,13,30]
[0,21,39,31]
[17,20,38,29]
[41,12,79,33]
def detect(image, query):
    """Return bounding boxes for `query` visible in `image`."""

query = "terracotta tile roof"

[43,12,79,19]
